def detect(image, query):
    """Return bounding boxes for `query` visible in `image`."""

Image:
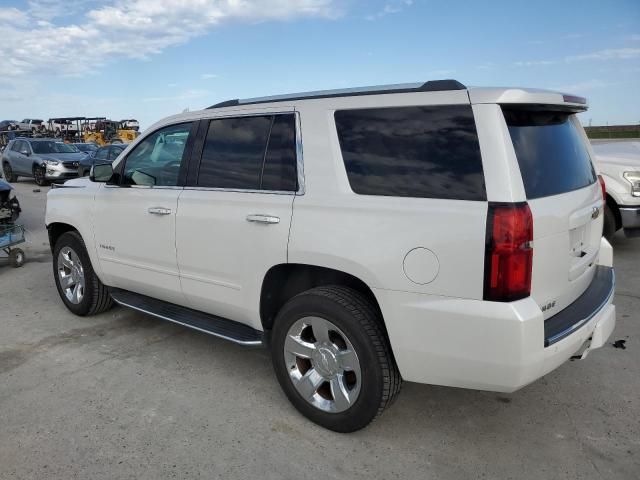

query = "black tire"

[271,286,401,432]
[603,204,617,241]
[3,162,17,182]
[8,248,25,268]
[53,231,113,316]
[33,165,49,186]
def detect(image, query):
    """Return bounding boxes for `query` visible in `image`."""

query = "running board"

[109,288,264,347]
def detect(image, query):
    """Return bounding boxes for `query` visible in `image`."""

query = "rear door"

[502,108,603,318]
[176,111,299,329]
[12,141,31,175]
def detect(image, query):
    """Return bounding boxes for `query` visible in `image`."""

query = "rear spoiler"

[468,87,588,112]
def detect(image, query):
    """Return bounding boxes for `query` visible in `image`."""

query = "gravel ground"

[1,179,639,480]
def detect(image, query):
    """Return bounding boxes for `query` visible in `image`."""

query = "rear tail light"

[598,175,606,203]
[484,202,533,302]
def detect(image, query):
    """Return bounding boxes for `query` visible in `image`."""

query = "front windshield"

[75,144,97,152]
[31,141,79,154]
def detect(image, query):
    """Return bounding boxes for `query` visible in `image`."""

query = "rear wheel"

[53,231,113,316]
[3,162,16,182]
[603,204,617,241]
[8,248,25,268]
[271,286,401,432]
[33,165,49,186]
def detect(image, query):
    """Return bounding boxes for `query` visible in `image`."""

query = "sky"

[0,0,639,130]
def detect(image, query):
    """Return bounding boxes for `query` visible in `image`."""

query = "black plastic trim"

[110,288,264,346]
[207,80,466,109]
[544,266,615,347]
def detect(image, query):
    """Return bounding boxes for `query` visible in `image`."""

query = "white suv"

[45,80,616,432]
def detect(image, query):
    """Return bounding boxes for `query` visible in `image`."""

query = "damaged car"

[0,178,21,224]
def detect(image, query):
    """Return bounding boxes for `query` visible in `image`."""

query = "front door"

[92,122,195,305]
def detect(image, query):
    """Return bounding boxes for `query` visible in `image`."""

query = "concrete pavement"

[1,179,639,480]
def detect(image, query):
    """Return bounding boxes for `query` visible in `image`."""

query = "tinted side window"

[95,148,109,161]
[109,147,123,161]
[334,105,486,200]
[503,109,596,199]
[11,141,23,152]
[198,116,272,189]
[261,115,298,191]
[122,122,192,186]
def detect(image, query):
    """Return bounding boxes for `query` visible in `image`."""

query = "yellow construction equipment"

[83,119,140,146]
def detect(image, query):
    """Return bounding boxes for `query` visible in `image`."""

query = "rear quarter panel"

[288,93,488,300]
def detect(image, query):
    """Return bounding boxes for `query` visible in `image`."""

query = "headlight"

[44,159,59,166]
[623,171,640,197]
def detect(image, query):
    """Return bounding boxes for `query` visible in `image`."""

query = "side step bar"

[109,288,264,347]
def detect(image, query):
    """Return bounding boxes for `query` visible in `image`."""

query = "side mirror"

[90,163,114,183]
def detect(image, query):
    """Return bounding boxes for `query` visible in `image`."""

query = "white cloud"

[630,34,640,41]
[551,79,610,93]
[566,47,640,62]
[516,47,640,67]
[0,7,28,24]
[514,60,558,67]
[0,0,343,78]
[365,0,413,21]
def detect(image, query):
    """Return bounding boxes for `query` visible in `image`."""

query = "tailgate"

[503,108,603,319]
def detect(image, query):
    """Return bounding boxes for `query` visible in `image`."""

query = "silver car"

[1,138,87,186]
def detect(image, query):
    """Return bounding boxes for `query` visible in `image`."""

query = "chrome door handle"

[246,214,280,224]
[148,207,172,215]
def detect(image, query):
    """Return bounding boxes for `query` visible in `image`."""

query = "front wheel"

[271,286,401,432]
[33,166,49,186]
[3,162,16,182]
[53,231,113,316]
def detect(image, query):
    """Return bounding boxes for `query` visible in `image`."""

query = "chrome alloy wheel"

[57,246,85,304]
[284,317,362,413]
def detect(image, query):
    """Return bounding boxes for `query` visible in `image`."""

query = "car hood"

[38,152,88,162]
[592,142,640,168]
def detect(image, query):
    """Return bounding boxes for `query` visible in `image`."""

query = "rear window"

[334,105,486,200]
[196,114,298,191]
[503,109,596,199]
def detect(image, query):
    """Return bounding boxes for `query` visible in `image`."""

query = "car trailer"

[0,224,25,268]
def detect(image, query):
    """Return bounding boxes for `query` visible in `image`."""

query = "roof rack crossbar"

[207,79,466,109]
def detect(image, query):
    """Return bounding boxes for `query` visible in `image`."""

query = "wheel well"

[47,223,77,253]
[606,194,622,230]
[260,264,383,332]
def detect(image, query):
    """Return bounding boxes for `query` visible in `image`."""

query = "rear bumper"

[376,266,616,393]
[619,206,640,229]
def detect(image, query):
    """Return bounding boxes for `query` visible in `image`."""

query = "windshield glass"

[503,109,596,199]
[75,144,98,152]
[31,141,79,154]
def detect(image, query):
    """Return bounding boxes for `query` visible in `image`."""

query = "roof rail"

[207,79,466,109]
